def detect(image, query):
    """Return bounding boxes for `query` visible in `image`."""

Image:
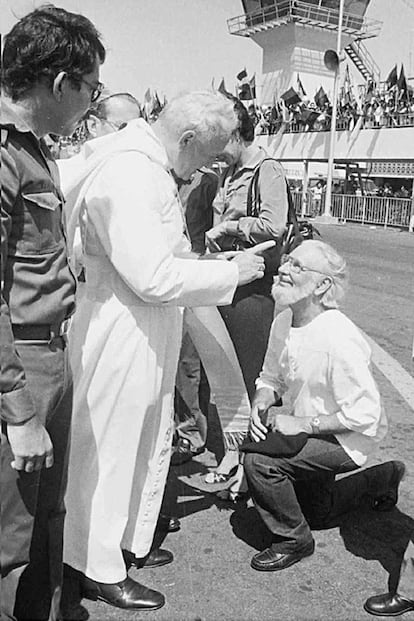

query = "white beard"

[272,275,317,311]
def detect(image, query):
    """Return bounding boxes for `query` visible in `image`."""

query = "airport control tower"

[228,0,383,103]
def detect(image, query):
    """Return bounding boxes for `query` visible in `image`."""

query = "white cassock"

[61,120,238,583]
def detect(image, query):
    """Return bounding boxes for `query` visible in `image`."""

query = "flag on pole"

[218,78,227,95]
[281,87,301,106]
[397,64,408,101]
[236,68,247,81]
[296,73,306,98]
[341,64,354,106]
[386,64,398,89]
[314,86,330,108]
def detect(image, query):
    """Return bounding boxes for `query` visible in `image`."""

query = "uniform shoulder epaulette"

[1,127,10,147]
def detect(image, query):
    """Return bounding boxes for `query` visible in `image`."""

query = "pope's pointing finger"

[245,240,276,255]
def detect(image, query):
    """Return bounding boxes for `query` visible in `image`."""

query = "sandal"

[205,465,239,485]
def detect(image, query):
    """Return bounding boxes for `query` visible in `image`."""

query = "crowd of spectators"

[250,79,414,135]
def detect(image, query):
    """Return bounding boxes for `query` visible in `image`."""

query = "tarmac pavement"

[81,223,414,621]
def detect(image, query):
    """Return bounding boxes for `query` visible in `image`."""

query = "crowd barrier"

[293,192,413,228]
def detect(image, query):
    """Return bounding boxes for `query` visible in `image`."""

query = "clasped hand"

[249,408,309,442]
[7,417,54,473]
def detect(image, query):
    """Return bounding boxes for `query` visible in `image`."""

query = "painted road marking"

[362,331,414,413]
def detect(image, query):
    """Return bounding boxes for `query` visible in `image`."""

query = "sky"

[1,0,413,102]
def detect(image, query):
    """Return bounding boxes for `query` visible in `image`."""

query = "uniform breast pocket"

[21,191,62,253]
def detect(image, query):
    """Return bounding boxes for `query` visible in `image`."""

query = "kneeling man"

[244,240,404,572]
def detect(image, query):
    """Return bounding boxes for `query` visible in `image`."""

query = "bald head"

[86,92,142,138]
[94,93,142,124]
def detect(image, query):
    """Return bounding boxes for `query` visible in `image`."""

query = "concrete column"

[301,160,309,218]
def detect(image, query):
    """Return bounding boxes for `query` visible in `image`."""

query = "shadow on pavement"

[338,507,414,592]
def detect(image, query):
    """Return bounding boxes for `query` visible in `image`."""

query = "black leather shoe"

[170,438,204,466]
[158,514,181,533]
[82,575,165,610]
[142,548,174,569]
[251,540,315,572]
[123,547,173,569]
[364,592,414,616]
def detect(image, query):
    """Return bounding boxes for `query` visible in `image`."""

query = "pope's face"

[172,133,229,180]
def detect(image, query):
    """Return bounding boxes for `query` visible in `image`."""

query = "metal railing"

[293,191,413,228]
[228,0,382,39]
[258,111,414,135]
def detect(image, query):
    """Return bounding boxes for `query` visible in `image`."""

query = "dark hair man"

[1,6,105,620]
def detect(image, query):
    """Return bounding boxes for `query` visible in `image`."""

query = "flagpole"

[323,0,344,218]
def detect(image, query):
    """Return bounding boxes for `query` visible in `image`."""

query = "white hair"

[302,239,348,308]
[158,90,237,144]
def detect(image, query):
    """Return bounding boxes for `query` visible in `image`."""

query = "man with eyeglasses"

[1,7,105,621]
[243,240,405,572]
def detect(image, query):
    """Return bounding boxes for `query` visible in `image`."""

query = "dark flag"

[386,64,398,89]
[281,87,301,106]
[314,86,330,108]
[239,75,256,100]
[236,68,247,81]
[300,108,319,127]
[297,73,306,98]
[397,64,408,101]
[218,78,227,95]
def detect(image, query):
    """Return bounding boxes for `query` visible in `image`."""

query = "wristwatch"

[310,417,321,434]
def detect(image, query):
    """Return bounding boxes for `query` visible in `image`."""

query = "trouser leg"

[244,436,358,552]
[175,330,207,450]
[398,540,414,600]
[219,290,274,402]
[1,339,72,621]
[0,439,39,621]
[300,461,406,527]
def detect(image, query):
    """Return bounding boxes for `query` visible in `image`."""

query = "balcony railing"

[293,192,413,228]
[228,0,382,40]
[258,111,414,135]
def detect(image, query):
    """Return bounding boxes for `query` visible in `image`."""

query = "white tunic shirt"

[256,309,388,466]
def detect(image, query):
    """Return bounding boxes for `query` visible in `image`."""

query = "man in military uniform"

[0,7,105,620]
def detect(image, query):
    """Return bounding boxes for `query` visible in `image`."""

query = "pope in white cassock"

[61,91,271,612]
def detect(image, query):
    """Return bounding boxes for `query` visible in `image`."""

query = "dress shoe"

[371,461,406,512]
[82,575,165,610]
[251,540,315,572]
[123,547,173,569]
[140,548,174,569]
[158,513,181,533]
[170,438,204,466]
[364,592,414,616]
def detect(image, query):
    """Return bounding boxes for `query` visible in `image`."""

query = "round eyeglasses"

[280,254,332,278]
